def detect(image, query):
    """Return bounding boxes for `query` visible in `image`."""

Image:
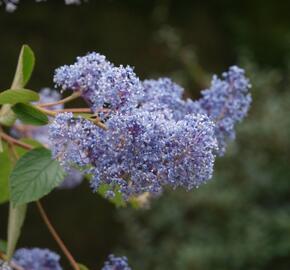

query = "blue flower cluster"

[13,248,62,270]
[137,68,251,155]
[185,66,252,155]
[54,53,143,118]
[140,78,184,113]
[49,52,251,199]
[102,254,131,270]
[50,110,217,198]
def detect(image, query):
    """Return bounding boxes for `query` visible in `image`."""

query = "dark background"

[1,0,290,269]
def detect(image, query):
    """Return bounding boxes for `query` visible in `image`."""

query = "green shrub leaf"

[0,89,39,105]
[12,103,48,126]
[10,148,65,206]
[0,45,35,127]
[7,203,27,259]
[11,45,35,88]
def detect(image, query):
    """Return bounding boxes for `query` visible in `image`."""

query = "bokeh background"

[1,0,290,269]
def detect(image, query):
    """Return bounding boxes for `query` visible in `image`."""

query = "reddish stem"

[36,201,80,270]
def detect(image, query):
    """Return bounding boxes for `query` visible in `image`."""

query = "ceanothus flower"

[141,78,184,103]
[13,248,62,270]
[54,53,143,118]
[102,254,131,270]
[50,109,217,199]
[49,112,98,169]
[140,78,185,119]
[185,66,252,155]
[93,110,217,197]
[49,51,251,199]
[139,67,251,155]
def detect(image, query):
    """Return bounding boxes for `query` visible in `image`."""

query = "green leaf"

[0,239,7,253]
[10,148,65,206]
[12,103,48,126]
[78,263,89,270]
[0,89,39,105]
[11,45,35,88]
[7,203,27,259]
[0,142,12,204]
[0,45,35,127]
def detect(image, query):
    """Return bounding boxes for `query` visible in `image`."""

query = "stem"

[91,118,108,130]
[38,92,82,108]
[36,106,57,117]
[0,132,33,150]
[54,108,92,113]
[35,105,108,130]
[36,201,80,270]
[10,261,25,270]
[36,106,92,115]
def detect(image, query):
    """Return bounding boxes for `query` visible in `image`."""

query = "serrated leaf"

[10,148,65,206]
[11,45,35,89]
[0,142,12,204]
[7,203,27,259]
[0,89,39,105]
[12,103,48,126]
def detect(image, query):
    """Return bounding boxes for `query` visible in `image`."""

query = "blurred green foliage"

[1,1,290,269]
